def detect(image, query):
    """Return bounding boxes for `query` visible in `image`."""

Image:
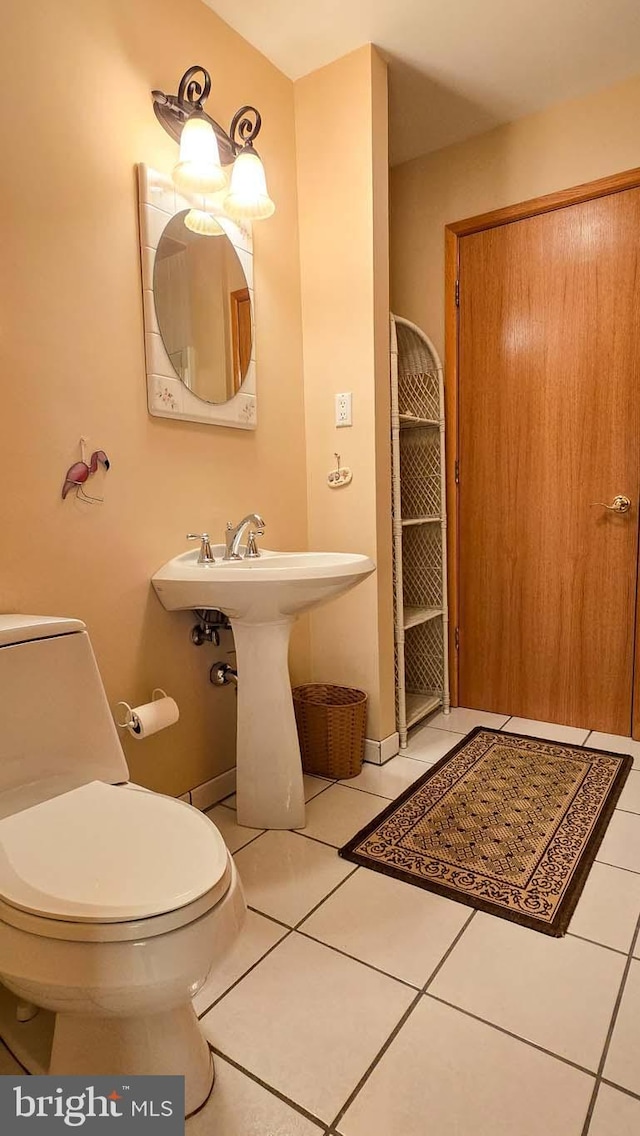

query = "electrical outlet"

[335,392,352,427]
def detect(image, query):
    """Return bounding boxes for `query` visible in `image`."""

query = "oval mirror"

[153,210,252,405]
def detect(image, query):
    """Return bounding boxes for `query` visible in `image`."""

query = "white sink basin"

[152,546,375,622]
[152,545,375,831]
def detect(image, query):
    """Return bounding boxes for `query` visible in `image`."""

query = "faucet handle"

[244,531,262,559]
[186,533,215,564]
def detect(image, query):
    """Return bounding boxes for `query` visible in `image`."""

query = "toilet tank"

[0,616,130,798]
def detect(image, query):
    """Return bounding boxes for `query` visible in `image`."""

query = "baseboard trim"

[364,731,400,766]
[188,767,237,811]
[185,735,399,805]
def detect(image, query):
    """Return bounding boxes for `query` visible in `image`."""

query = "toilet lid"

[0,782,229,922]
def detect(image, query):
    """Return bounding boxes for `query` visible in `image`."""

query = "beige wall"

[295,46,395,742]
[390,71,640,358]
[0,0,308,796]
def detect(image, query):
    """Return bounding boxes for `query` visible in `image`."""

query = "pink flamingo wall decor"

[62,440,110,503]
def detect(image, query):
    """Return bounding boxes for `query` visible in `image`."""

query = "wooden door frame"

[444,165,640,722]
[230,286,251,395]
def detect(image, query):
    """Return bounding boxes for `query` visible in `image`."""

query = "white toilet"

[0,615,246,1115]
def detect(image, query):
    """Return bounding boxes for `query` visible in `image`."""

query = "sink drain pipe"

[210,662,238,686]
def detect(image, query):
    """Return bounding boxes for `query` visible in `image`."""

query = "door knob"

[591,495,632,514]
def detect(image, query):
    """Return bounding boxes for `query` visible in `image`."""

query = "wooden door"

[457,188,640,734]
[230,287,252,394]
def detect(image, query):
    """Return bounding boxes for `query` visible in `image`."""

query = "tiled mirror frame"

[137,163,257,429]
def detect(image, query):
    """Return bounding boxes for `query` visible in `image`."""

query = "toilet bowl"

[0,616,247,1115]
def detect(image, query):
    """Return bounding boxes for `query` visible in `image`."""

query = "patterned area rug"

[340,728,632,936]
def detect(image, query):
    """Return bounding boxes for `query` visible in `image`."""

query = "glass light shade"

[224,147,275,221]
[173,115,226,194]
[183,209,225,236]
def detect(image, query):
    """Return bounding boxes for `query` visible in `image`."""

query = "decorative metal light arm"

[177,65,211,111]
[152,67,263,165]
[230,105,263,151]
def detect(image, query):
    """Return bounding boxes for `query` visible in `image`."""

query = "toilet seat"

[0,781,229,924]
[0,864,235,943]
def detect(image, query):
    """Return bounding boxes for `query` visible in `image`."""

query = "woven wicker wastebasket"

[292,683,367,779]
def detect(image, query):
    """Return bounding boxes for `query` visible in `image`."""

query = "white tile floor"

[194,710,640,1134]
[3,710,638,1135]
[179,711,640,1132]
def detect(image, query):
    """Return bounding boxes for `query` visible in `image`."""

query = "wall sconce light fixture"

[152,65,275,223]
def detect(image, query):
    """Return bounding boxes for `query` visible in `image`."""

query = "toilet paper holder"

[116,688,172,733]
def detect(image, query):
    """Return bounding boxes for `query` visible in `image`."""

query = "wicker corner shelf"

[390,314,450,747]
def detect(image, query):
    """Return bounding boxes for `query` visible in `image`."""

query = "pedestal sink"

[152,546,375,829]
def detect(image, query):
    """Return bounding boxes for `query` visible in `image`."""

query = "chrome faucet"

[224,514,265,561]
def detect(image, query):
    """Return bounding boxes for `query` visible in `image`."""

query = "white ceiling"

[201,0,640,165]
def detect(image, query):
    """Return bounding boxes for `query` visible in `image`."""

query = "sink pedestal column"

[231,617,306,829]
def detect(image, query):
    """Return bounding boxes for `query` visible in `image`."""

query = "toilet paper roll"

[125,691,179,739]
